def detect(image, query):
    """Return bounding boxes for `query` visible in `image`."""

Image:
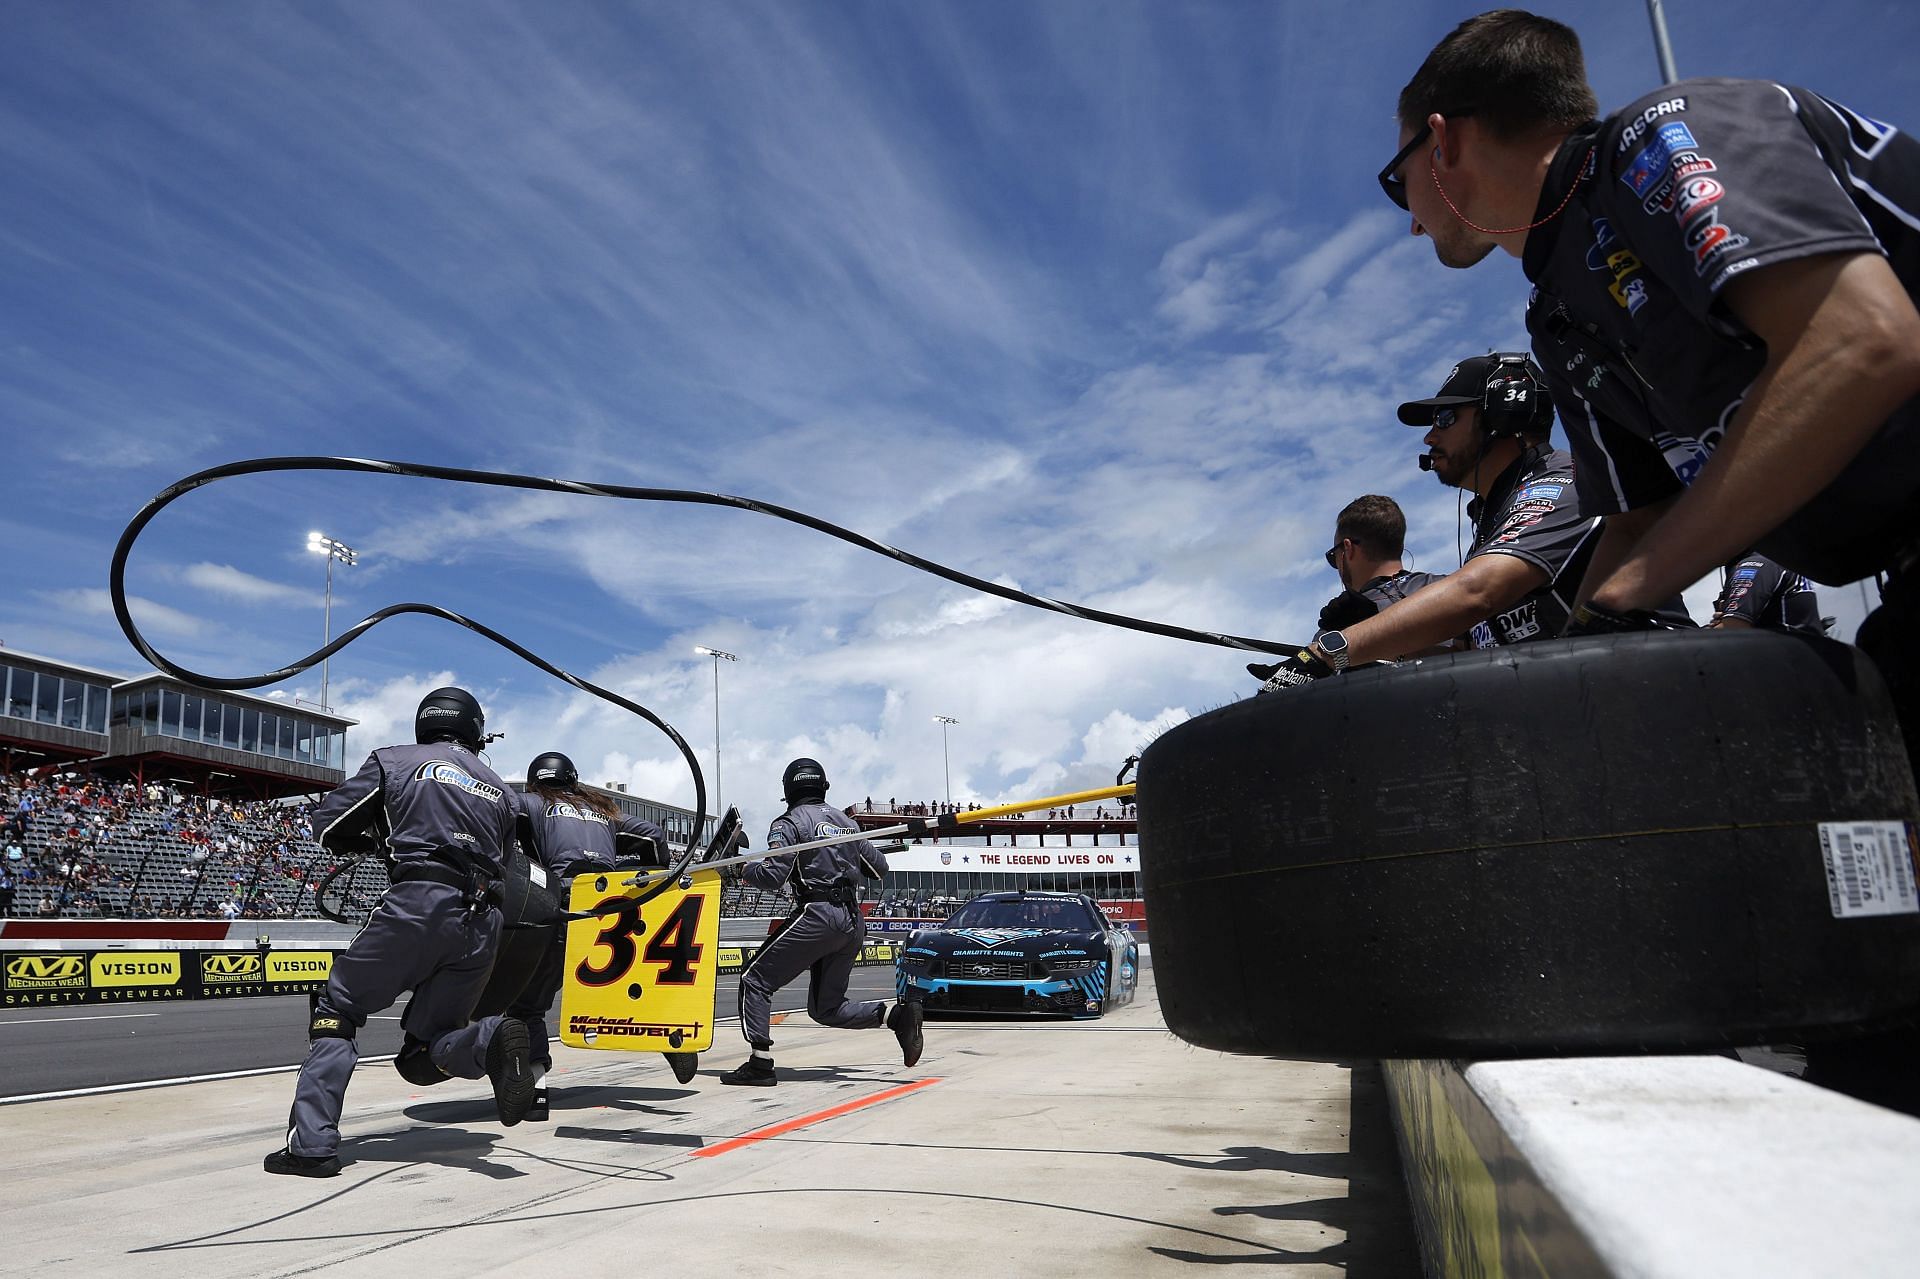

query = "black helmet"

[527,751,577,788]
[415,686,484,752]
[782,757,828,806]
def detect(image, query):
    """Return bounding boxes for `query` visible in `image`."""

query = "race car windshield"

[945,897,1099,931]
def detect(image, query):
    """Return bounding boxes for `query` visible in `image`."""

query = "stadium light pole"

[306,532,357,713]
[933,715,958,806]
[1645,0,1679,84]
[694,646,737,818]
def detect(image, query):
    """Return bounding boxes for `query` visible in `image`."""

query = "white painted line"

[0,1013,161,1027]
[0,1000,830,1106]
[0,1056,398,1106]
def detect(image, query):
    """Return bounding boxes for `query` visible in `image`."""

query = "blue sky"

[2,2,1911,837]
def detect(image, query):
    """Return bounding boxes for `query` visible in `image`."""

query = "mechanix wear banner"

[2,947,338,1005]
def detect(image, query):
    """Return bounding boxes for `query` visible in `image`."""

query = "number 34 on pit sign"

[558,869,722,1054]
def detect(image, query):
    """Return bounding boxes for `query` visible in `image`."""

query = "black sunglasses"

[1378,113,1471,211]
[1324,541,1344,569]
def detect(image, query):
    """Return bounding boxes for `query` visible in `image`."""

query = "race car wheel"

[1138,630,1920,1059]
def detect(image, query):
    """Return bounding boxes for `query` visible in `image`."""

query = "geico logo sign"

[91,953,183,987]
[5,955,88,987]
[202,953,265,979]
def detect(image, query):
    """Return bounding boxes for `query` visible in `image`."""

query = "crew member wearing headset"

[1247,494,1446,684]
[1260,353,1690,691]
[265,687,531,1178]
[508,750,698,1117]
[720,757,923,1086]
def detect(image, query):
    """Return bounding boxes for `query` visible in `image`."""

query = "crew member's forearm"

[1590,255,1920,610]
[1573,503,1671,610]
[1591,357,1912,609]
[1336,557,1542,665]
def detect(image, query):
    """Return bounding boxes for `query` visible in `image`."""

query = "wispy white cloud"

[43,589,202,639]
[176,562,317,607]
[0,1,1897,846]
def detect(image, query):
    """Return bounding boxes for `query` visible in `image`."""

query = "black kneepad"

[394,1035,452,1087]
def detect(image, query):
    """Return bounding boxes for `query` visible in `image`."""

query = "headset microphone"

[1418,453,1435,472]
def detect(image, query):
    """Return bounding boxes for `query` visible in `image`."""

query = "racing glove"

[1563,601,1666,637]
[1257,647,1336,694]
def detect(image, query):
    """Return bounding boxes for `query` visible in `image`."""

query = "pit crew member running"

[720,757,923,1086]
[265,687,532,1178]
[509,749,697,1118]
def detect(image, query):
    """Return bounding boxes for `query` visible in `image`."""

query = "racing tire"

[1137,630,1920,1058]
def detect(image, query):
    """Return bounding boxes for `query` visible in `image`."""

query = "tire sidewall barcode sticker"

[1818,821,1920,919]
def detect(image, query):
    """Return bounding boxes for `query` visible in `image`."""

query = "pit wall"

[1383,1056,1920,1277]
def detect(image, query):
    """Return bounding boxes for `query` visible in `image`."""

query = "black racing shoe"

[719,1056,777,1087]
[1246,661,1280,682]
[486,1017,536,1126]
[527,1087,550,1123]
[665,1051,700,1085]
[264,1147,341,1178]
[887,1000,925,1068]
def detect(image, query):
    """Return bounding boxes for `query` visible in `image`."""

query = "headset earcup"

[1480,355,1547,438]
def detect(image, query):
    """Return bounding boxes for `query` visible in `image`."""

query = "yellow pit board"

[559,867,721,1053]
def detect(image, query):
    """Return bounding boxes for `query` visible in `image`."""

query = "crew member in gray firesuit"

[265,687,533,1178]
[509,749,699,1118]
[720,757,923,1086]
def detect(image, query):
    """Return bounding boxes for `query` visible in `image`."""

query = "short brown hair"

[1398,9,1598,140]
[1335,496,1407,559]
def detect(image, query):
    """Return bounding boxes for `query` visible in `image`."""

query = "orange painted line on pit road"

[692,1077,943,1158]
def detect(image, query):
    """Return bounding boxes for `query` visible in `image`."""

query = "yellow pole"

[948,783,1136,824]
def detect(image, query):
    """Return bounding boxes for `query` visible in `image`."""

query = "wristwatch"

[1316,629,1350,673]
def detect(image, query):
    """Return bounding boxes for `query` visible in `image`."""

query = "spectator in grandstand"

[504,749,695,1116]
[1258,355,1691,692]
[1249,495,1449,684]
[265,687,532,1179]
[1708,553,1825,635]
[0,865,14,917]
[721,757,922,1086]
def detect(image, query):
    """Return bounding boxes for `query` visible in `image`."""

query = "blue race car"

[894,890,1139,1018]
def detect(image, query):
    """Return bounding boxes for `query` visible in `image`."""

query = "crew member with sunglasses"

[1247,494,1444,683]
[1383,11,1920,1114]
[1379,12,1920,749]
[1259,354,1690,692]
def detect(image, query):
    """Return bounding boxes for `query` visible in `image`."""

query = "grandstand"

[0,768,733,923]
[0,643,722,922]
[1,644,353,796]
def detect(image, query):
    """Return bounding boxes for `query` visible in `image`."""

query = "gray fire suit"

[286,741,520,1158]
[736,802,888,1050]
[508,790,670,1068]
